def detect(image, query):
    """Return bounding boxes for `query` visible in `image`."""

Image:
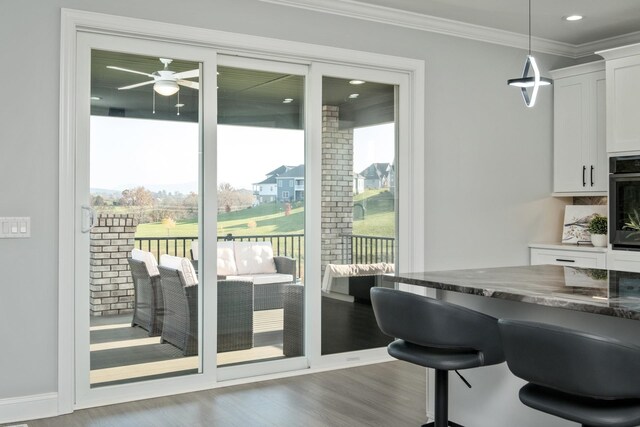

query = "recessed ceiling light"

[283,98,294,103]
[563,15,583,21]
[90,96,101,101]
[348,93,359,99]
[349,80,366,85]
[175,103,185,108]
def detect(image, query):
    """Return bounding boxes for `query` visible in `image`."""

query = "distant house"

[253,165,295,204]
[359,162,392,189]
[276,164,304,202]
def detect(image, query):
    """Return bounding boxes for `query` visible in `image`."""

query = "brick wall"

[321,105,354,274]
[90,213,138,316]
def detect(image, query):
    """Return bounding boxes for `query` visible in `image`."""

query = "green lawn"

[136,190,395,238]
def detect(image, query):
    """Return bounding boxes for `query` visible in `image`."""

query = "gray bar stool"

[498,319,640,427]
[371,287,505,427]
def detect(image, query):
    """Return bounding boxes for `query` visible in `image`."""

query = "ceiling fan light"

[154,80,179,96]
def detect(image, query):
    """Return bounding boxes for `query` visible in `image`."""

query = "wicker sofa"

[158,256,254,356]
[128,250,164,337]
[216,241,296,310]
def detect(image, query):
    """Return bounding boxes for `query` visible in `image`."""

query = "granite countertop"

[384,265,640,320]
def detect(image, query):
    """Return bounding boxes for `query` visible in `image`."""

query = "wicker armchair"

[254,256,297,311]
[128,258,164,336]
[158,265,198,356]
[158,266,254,356]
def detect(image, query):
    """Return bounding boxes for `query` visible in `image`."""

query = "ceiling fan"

[107,58,199,96]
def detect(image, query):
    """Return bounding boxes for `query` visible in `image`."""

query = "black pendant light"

[508,0,552,107]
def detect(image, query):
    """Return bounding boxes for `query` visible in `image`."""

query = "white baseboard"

[0,393,59,425]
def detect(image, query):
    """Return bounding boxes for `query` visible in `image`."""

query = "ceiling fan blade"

[177,80,199,90]
[107,65,155,78]
[118,80,155,90]
[173,69,199,80]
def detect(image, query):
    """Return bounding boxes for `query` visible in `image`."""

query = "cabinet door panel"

[608,59,640,153]
[592,75,607,191]
[554,78,586,193]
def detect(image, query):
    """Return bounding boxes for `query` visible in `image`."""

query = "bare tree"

[218,182,235,212]
[120,186,154,222]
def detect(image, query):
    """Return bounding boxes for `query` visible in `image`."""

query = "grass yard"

[136,189,395,238]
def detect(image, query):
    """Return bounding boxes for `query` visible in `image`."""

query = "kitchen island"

[384,265,640,427]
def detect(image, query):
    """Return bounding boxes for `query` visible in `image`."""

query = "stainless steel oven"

[610,155,640,250]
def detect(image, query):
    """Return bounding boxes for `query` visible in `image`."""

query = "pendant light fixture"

[507,0,552,107]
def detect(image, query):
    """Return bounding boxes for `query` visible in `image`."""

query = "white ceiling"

[260,0,640,57]
[353,0,640,45]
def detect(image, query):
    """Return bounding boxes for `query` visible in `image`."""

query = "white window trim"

[59,8,425,417]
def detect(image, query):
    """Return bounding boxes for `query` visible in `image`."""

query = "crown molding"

[259,0,640,59]
[550,60,604,79]
[582,31,640,59]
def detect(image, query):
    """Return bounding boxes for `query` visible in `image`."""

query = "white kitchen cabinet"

[597,43,640,154]
[550,62,606,195]
[529,244,607,269]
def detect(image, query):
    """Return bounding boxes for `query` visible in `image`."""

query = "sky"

[90,116,394,192]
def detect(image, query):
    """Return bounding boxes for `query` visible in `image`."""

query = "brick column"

[321,105,354,274]
[90,213,138,316]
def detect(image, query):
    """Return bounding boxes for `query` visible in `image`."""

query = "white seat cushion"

[234,242,277,275]
[131,248,159,277]
[160,254,198,287]
[217,241,238,276]
[227,273,293,285]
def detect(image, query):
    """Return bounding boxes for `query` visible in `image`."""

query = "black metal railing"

[134,233,395,277]
[342,234,395,264]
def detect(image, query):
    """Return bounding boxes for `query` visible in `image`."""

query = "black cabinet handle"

[582,166,586,187]
[591,165,594,187]
[556,258,575,263]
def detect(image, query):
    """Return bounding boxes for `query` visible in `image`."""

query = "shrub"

[588,214,607,235]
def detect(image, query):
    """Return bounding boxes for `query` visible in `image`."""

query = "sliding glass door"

[72,30,412,406]
[75,32,217,406]
[215,56,308,379]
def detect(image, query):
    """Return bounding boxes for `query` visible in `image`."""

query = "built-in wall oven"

[610,156,640,250]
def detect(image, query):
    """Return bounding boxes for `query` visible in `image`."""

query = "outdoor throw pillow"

[234,241,277,275]
[217,241,238,276]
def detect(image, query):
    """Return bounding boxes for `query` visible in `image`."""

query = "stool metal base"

[422,422,463,427]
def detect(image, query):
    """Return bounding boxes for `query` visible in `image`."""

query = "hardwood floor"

[25,361,426,427]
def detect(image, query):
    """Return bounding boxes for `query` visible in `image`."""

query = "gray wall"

[0,0,576,401]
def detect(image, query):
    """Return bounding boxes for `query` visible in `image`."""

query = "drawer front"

[530,249,606,268]
[607,251,640,273]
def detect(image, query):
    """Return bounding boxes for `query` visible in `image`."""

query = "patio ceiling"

[90,50,394,129]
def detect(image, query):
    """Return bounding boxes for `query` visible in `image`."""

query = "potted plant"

[588,214,608,247]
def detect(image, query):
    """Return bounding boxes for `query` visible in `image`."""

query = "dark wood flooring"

[25,361,426,427]
[321,297,394,355]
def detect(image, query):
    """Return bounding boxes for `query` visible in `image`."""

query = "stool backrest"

[371,288,504,366]
[499,319,640,400]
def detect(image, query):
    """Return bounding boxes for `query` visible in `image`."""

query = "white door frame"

[60,8,425,416]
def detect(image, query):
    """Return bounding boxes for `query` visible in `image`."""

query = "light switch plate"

[0,217,30,238]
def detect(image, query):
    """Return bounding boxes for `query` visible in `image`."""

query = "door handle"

[81,205,96,233]
[582,166,586,187]
[591,165,594,187]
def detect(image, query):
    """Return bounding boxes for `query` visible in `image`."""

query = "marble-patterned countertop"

[384,265,640,320]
